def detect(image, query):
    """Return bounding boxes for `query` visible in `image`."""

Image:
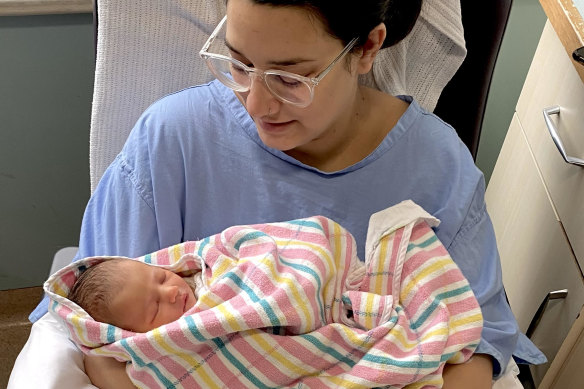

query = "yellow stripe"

[54,284,67,297]
[249,331,312,377]
[193,364,221,389]
[216,303,243,332]
[364,292,375,330]
[70,315,92,346]
[151,327,200,368]
[401,258,453,299]
[249,331,370,388]
[93,347,129,361]
[172,243,182,262]
[374,235,390,295]
[257,254,314,331]
[208,256,233,281]
[198,291,222,309]
[273,238,335,275]
[451,313,483,328]
[336,324,375,348]
[419,327,449,342]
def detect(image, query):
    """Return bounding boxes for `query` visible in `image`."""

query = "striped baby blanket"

[45,200,483,388]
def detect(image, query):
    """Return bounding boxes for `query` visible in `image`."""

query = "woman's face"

[225,0,362,157]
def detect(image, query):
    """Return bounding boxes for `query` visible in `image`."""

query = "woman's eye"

[275,75,302,88]
[230,63,247,74]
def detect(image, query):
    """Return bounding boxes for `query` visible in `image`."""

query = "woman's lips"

[258,119,294,133]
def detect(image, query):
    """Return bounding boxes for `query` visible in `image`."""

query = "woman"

[31,0,544,387]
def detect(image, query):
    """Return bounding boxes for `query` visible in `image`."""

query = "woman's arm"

[442,354,493,389]
[84,355,135,389]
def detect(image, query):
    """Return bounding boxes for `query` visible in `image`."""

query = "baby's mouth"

[181,291,188,313]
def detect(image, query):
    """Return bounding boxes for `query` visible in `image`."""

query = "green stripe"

[362,353,440,369]
[300,334,356,368]
[412,285,472,330]
[287,219,323,231]
[184,315,207,342]
[407,234,438,251]
[106,324,116,343]
[278,256,326,324]
[121,338,176,388]
[212,337,274,389]
[197,236,210,257]
[234,231,268,250]
[224,272,281,327]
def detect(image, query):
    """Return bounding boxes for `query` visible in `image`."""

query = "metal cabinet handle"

[543,106,584,167]
[526,289,569,338]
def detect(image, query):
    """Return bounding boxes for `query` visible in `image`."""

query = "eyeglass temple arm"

[200,15,228,55]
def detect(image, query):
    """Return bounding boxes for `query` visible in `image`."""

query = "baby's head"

[69,258,197,332]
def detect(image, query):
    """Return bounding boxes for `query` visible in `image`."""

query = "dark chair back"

[434,0,513,160]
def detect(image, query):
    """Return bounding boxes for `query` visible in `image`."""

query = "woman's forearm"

[442,354,493,389]
[84,355,135,389]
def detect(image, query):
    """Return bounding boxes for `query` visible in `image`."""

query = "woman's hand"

[442,353,493,389]
[84,354,135,389]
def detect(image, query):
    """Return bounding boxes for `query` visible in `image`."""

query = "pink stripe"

[443,296,481,317]
[402,267,466,316]
[154,246,170,266]
[409,221,433,241]
[229,332,295,385]
[61,270,78,288]
[401,245,451,280]
[128,366,159,388]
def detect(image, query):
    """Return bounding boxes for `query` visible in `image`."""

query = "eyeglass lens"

[205,57,312,106]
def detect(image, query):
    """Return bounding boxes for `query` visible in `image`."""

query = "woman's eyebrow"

[224,39,316,66]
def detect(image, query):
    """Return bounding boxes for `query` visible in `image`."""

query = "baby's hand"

[84,354,135,388]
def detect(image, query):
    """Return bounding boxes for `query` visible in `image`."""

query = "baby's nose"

[163,285,179,303]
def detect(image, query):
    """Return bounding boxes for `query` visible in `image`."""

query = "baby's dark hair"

[243,0,423,48]
[68,259,126,323]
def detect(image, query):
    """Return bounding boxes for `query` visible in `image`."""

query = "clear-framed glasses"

[199,16,358,108]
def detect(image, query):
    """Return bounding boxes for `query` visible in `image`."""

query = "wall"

[476,0,548,183]
[0,13,94,290]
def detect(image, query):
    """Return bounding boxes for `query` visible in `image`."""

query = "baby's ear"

[356,23,386,75]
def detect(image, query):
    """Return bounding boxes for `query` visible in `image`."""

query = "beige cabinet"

[485,21,584,386]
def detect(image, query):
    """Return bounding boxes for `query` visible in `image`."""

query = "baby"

[68,258,205,333]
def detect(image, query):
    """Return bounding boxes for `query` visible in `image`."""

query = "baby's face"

[109,260,197,332]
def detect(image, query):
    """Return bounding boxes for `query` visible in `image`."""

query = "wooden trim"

[538,305,584,388]
[0,0,92,16]
[540,0,584,82]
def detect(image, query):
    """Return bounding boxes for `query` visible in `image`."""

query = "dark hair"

[68,259,126,323]
[245,0,423,48]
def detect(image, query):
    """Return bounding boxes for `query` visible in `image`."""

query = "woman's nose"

[244,76,279,117]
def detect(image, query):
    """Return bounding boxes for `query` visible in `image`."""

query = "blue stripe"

[362,353,440,369]
[287,219,323,231]
[106,324,116,343]
[212,337,274,389]
[412,285,472,329]
[407,234,438,251]
[184,315,206,342]
[223,273,281,327]
[234,231,268,250]
[121,338,176,388]
[278,257,326,324]
[197,236,210,257]
[144,254,152,264]
[300,334,356,368]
